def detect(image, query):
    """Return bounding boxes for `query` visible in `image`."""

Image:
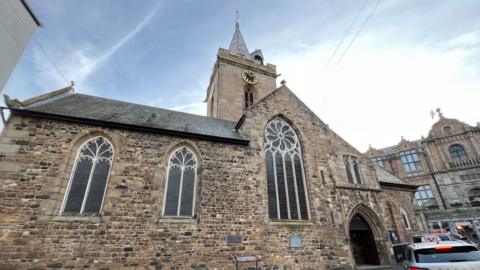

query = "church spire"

[228,15,249,57]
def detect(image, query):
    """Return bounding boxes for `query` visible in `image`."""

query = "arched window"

[244,87,254,108]
[468,188,480,206]
[163,146,197,217]
[400,208,411,229]
[443,126,452,134]
[264,118,309,220]
[62,136,113,214]
[449,144,468,161]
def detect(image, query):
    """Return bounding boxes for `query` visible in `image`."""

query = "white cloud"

[170,102,206,115]
[32,3,161,93]
[275,32,480,152]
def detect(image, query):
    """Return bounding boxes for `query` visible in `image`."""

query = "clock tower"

[205,22,277,121]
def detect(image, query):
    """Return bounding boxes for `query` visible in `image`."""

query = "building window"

[371,156,384,167]
[400,208,411,229]
[414,184,436,209]
[399,149,423,174]
[344,156,362,184]
[210,96,214,116]
[460,172,480,181]
[245,87,253,108]
[468,188,480,206]
[62,136,113,214]
[264,118,309,220]
[163,146,197,217]
[443,126,452,134]
[449,144,468,161]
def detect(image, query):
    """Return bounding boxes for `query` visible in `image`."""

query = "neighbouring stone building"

[366,109,480,237]
[0,22,419,269]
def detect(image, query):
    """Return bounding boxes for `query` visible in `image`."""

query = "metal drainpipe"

[422,150,447,209]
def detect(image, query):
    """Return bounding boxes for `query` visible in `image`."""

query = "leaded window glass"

[245,88,253,108]
[401,208,411,229]
[400,149,422,173]
[62,136,113,214]
[371,156,384,167]
[414,184,436,209]
[344,155,361,184]
[264,118,309,220]
[449,144,468,161]
[163,146,197,217]
[352,157,362,184]
[344,156,354,183]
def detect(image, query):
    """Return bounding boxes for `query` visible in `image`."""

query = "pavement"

[356,265,403,270]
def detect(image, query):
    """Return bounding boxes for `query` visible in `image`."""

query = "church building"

[0,22,419,269]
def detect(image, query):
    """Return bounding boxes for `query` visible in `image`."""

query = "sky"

[3,0,480,152]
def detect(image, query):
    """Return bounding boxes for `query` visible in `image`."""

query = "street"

[357,265,403,270]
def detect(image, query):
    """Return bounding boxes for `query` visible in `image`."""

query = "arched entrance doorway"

[349,214,380,265]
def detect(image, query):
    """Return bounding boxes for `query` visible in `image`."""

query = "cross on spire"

[228,11,249,56]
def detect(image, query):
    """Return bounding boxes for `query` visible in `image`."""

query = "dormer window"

[399,149,423,174]
[371,156,384,167]
[254,55,263,65]
[443,126,452,135]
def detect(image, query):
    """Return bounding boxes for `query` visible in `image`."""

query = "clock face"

[241,70,258,85]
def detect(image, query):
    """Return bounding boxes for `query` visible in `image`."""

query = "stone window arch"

[449,144,468,161]
[162,146,198,217]
[61,136,114,214]
[244,86,254,108]
[468,187,480,206]
[400,208,411,229]
[264,117,310,220]
[443,126,452,135]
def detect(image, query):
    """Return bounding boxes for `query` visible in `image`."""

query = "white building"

[0,0,40,93]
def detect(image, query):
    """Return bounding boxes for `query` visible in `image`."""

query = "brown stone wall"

[0,113,349,269]
[378,187,420,243]
[0,86,418,269]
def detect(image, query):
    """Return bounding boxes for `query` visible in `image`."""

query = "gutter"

[20,0,42,27]
[3,107,250,146]
[378,181,418,191]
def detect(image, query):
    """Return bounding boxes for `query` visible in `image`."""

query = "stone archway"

[347,204,392,266]
[350,214,380,265]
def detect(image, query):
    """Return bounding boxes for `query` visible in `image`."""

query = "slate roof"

[378,139,423,155]
[228,23,250,57]
[12,92,249,144]
[375,166,417,189]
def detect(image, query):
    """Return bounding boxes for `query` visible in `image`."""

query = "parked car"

[413,233,475,245]
[403,241,480,269]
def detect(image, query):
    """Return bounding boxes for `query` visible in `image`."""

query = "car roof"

[409,241,474,250]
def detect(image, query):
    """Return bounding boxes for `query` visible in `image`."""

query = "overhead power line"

[335,0,382,67]
[323,0,369,71]
[30,36,69,84]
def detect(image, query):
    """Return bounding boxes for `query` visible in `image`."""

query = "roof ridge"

[4,85,74,108]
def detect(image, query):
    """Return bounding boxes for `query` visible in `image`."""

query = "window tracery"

[264,118,309,220]
[62,136,113,214]
[163,146,197,217]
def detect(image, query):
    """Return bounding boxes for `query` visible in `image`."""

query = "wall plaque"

[290,234,302,248]
[227,235,242,244]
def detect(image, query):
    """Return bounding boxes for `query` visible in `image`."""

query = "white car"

[404,241,480,270]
